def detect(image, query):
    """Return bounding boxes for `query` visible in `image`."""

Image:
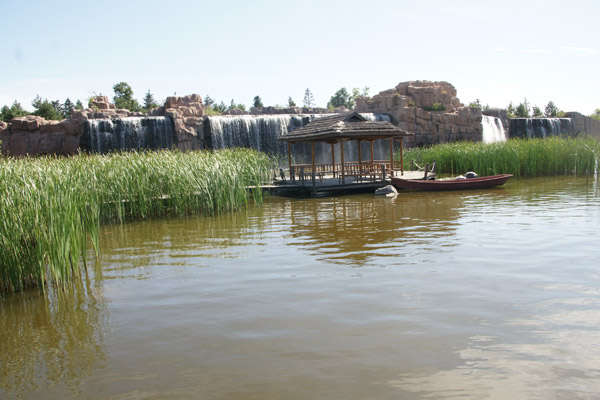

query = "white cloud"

[519,49,549,54]
[560,47,599,56]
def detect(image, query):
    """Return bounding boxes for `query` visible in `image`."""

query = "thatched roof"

[278,111,412,143]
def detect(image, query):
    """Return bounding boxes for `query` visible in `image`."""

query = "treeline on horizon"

[3,81,600,123]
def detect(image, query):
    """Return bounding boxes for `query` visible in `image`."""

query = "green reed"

[401,137,600,177]
[0,149,272,293]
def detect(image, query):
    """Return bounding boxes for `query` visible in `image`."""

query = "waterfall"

[509,118,574,139]
[482,115,506,143]
[81,117,175,154]
[205,113,395,164]
[206,115,314,157]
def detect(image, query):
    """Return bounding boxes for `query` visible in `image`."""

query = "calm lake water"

[2,176,600,399]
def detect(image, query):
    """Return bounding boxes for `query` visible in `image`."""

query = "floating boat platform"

[260,171,431,198]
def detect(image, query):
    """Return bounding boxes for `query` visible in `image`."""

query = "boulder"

[375,185,398,197]
[355,80,483,147]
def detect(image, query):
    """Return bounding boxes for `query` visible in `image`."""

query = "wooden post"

[340,140,345,184]
[389,138,395,177]
[357,140,362,182]
[331,142,336,178]
[400,137,404,176]
[369,140,374,181]
[311,142,316,187]
[287,142,292,180]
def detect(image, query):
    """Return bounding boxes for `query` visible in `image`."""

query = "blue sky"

[1,0,599,114]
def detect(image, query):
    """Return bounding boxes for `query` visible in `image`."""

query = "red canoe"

[390,174,513,191]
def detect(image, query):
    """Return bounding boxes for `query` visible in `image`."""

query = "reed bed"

[0,149,272,293]
[401,137,600,177]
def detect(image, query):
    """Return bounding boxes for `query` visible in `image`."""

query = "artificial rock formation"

[80,94,205,148]
[0,115,84,156]
[355,81,482,146]
[0,95,206,156]
[158,94,204,150]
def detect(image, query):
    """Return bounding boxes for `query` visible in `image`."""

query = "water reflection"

[1,176,599,399]
[0,281,108,397]
[97,208,267,276]
[386,282,600,398]
[285,190,508,265]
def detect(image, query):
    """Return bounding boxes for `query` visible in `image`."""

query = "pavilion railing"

[290,160,398,184]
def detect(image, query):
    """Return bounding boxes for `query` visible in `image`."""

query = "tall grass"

[401,137,600,177]
[0,149,272,293]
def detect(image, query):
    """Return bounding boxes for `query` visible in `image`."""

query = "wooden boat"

[390,174,513,191]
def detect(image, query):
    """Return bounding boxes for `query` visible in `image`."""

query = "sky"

[1,0,599,115]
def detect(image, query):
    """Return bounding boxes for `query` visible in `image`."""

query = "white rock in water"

[375,185,398,197]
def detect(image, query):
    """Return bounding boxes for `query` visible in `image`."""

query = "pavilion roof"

[278,111,412,143]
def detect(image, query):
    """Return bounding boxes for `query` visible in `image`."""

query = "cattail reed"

[401,137,599,177]
[0,149,272,293]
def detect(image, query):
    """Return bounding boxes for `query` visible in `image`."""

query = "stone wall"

[0,94,205,156]
[564,112,600,138]
[355,81,482,146]
[0,115,84,156]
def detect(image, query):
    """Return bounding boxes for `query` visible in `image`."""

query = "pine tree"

[253,96,264,108]
[303,88,315,108]
[143,90,159,112]
[544,101,559,117]
[62,98,74,118]
[0,101,28,122]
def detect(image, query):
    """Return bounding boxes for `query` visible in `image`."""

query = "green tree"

[507,101,516,118]
[287,96,296,107]
[468,99,482,108]
[590,109,600,122]
[75,100,84,111]
[204,95,215,108]
[62,98,75,118]
[32,95,63,121]
[532,105,543,117]
[113,82,141,112]
[143,90,159,112]
[213,101,227,114]
[348,86,370,109]
[327,87,351,109]
[544,101,559,117]
[253,95,264,108]
[303,88,315,108]
[514,98,531,118]
[1,101,29,122]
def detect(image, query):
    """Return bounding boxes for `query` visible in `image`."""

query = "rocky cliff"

[0,115,84,156]
[0,95,205,156]
[564,112,600,139]
[355,81,482,146]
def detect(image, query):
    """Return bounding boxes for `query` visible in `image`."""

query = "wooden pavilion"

[278,111,413,184]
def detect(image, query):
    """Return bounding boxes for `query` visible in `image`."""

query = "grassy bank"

[401,137,600,177]
[0,149,272,293]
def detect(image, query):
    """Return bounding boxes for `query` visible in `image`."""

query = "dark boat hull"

[390,174,513,191]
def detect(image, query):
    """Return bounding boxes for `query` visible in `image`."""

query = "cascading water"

[509,118,573,139]
[206,115,313,157]
[482,115,506,143]
[204,113,394,165]
[81,117,175,153]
